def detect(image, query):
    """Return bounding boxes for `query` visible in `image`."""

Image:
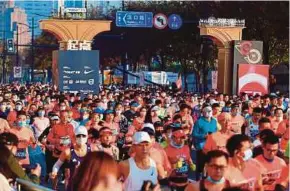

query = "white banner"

[13,67,22,78]
[212,71,218,90]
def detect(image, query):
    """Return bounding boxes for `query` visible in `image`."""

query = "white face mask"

[203,111,213,118]
[243,149,253,161]
[116,110,122,115]
[60,106,66,111]
[76,137,87,145]
[82,115,89,120]
[276,116,283,122]
[165,103,170,108]
[15,105,22,111]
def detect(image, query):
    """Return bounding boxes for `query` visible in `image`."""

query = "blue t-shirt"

[192,117,217,150]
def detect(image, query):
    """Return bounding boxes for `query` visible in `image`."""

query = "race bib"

[262,169,282,185]
[237,177,256,190]
[16,148,27,160]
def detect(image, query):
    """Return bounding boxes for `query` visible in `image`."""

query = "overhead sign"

[13,66,22,78]
[64,8,86,13]
[168,14,183,30]
[153,13,168,29]
[116,11,153,28]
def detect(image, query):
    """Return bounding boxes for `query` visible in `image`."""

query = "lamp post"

[17,17,35,82]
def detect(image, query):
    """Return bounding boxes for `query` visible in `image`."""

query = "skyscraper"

[15,1,54,36]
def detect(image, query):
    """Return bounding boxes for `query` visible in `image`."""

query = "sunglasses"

[76,134,87,138]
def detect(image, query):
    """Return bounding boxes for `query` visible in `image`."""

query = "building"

[15,0,54,36]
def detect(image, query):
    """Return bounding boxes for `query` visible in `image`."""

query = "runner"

[50,126,91,190]
[255,135,287,191]
[185,150,230,191]
[93,127,119,161]
[225,134,264,191]
[165,126,196,190]
[118,131,166,191]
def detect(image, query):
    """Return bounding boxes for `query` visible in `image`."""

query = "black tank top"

[199,179,230,191]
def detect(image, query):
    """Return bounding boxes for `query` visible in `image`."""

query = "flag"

[176,72,182,89]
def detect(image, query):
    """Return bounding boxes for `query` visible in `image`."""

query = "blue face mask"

[206,176,225,184]
[38,111,45,117]
[17,121,26,128]
[26,119,30,125]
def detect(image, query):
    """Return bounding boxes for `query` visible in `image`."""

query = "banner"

[233,41,263,94]
[238,64,269,95]
[13,66,22,78]
[211,71,218,90]
[54,51,100,94]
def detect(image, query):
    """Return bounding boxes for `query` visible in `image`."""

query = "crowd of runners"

[0,83,289,191]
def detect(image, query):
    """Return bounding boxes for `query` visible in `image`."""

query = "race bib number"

[16,148,27,160]
[262,170,282,185]
[237,177,256,190]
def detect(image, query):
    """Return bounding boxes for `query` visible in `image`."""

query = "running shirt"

[69,144,91,177]
[123,157,158,191]
[33,117,50,139]
[203,131,234,154]
[255,154,287,191]
[276,120,289,152]
[230,115,245,134]
[225,158,263,191]
[165,144,191,185]
[9,127,35,165]
[245,118,259,142]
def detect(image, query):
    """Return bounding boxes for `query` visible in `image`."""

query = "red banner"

[238,64,269,95]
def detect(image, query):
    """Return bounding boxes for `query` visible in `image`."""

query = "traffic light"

[7,38,14,53]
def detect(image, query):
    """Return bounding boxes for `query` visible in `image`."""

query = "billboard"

[53,51,100,94]
[233,41,263,94]
[238,64,269,95]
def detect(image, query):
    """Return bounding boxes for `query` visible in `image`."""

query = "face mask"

[76,137,87,145]
[203,111,213,118]
[231,111,238,116]
[277,116,283,122]
[26,119,30,125]
[17,121,26,128]
[170,140,184,149]
[82,115,89,120]
[15,105,22,111]
[60,106,66,111]
[271,111,275,117]
[165,103,170,108]
[206,176,225,184]
[243,149,253,161]
[116,110,122,115]
[0,105,6,111]
[38,111,45,117]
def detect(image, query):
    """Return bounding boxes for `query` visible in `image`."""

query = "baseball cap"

[142,123,155,133]
[133,131,151,144]
[130,101,140,107]
[75,126,88,136]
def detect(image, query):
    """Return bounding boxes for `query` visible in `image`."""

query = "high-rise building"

[15,1,54,36]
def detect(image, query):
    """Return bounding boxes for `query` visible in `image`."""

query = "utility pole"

[31,17,35,82]
[1,30,6,83]
[16,24,19,66]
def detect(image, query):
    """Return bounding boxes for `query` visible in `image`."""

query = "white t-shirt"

[33,117,50,139]
[0,173,15,191]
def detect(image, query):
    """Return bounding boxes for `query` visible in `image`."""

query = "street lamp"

[17,18,37,82]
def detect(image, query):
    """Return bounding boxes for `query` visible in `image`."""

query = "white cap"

[142,123,155,132]
[133,132,151,145]
[50,116,60,120]
[75,126,88,136]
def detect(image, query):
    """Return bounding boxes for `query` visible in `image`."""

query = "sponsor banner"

[55,51,100,94]
[238,64,269,95]
[233,41,263,94]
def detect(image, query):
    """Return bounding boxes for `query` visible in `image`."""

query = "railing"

[16,178,54,191]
